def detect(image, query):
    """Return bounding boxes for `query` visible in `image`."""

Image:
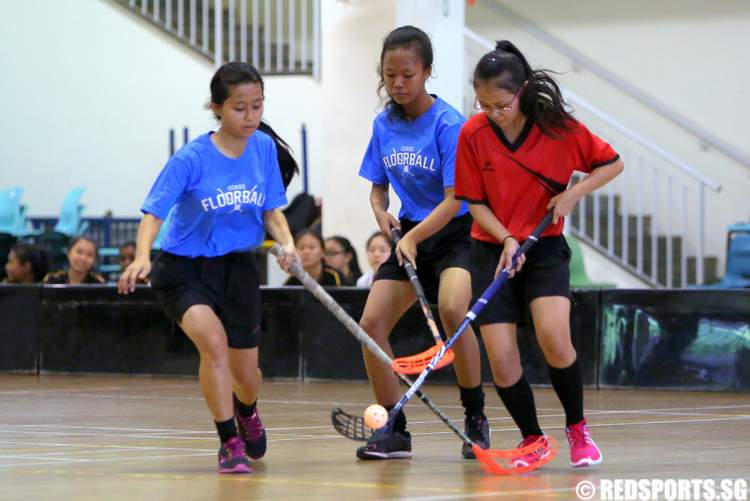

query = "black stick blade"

[331,407,373,442]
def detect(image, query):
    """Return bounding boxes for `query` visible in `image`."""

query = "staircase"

[464,29,722,288]
[570,191,718,287]
[112,0,320,76]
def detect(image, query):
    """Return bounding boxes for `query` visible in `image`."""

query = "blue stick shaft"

[383,211,554,430]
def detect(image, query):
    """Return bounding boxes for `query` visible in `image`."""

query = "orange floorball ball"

[363,404,388,429]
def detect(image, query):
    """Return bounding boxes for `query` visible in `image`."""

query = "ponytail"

[258,122,299,189]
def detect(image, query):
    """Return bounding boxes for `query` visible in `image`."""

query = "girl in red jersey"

[455,41,623,468]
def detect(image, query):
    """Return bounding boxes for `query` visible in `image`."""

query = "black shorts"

[150,251,262,349]
[471,235,571,325]
[374,213,472,303]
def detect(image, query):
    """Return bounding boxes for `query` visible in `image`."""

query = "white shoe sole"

[361,451,413,459]
[571,452,604,467]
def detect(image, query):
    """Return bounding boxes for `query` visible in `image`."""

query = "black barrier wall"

[1,285,748,391]
[0,285,40,372]
[599,289,750,391]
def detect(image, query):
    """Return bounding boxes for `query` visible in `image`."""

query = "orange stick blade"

[390,343,455,375]
[473,435,558,475]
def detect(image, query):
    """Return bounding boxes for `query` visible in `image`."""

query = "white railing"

[120,0,320,77]
[464,29,722,287]
[479,1,750,171]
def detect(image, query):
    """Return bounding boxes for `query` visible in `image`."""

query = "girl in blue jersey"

[356,26,487,460]
[118,62,298,474]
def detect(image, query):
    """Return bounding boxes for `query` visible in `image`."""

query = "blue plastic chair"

[709,223,750,288]
[54,187,89,237]
[0,187,24,234]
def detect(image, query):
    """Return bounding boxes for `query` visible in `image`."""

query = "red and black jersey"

[454,113,619,244]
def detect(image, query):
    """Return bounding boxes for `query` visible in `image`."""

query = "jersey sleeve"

[570,121,620,173]
[436,120,463,189]
[141,156,193,219]
[454,126,487,204]
[358,123,388,186]
[263,140,288,211]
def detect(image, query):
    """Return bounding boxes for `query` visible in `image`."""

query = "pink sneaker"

[511,434,551,468]
[566,419,602,467]
[217,436,252,474]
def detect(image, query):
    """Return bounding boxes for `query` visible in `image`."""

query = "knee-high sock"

[495,375,543,438]
[459,384,486,418]
[548,359,584,426]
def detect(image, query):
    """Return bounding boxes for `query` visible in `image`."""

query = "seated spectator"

[44,236,105,284]
[119,241,136,270]
[109,241,147,284]
[3,244,49,283]
[324,235,362,286]
[356,231,391,288]
[284,229,342,286]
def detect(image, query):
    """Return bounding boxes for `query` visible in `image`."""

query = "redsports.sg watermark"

[575,479,748,501]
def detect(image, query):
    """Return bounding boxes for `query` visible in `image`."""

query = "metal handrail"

[473,3,750,170]
[464,29,721,192]
[464,28,719,286]
[113,0,320,76]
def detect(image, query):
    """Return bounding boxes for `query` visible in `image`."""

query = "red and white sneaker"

[566,419,602,467]
[511,434,551,468]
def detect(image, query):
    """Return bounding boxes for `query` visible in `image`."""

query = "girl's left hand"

[395,233,418,269]
[547,190,580,224]
[276,242,298,273]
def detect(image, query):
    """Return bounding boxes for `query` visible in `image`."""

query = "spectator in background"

[119,241,136,270]
[3,244,49,283]
[107,241,146,284]
[356,232,391,288]
[44,236,105,284]
[285,229,342,286]
[324,236,363,286]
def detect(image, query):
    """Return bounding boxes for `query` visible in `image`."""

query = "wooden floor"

[0,375,748,500]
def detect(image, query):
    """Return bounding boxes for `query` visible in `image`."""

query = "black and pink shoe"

[217,436,252,474]
[234,394,267,460]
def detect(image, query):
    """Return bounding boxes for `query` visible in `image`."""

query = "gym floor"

[0,375,748,500]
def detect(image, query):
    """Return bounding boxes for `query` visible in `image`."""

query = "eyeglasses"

[473,87,522,115]
[325,251,344,257]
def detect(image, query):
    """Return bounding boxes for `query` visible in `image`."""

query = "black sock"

[495,375,543,438]
[215,418,238,443]
[459,384,486,419]
[234,394,257,417]
[548,359,584,426]
[385,404,407,433]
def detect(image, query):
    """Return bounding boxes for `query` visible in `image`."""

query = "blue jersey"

[359,96,468,222]
[141,131,287,257]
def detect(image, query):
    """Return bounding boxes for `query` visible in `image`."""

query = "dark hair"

[68,235,98,252]
[472,40,575,137]
[326,235,362,278]
[294,228,325,249]
[10,244,49,282]
[377,26,433,121]
[366,231,389,249]
[119,241,136,250]
[209,61,299,188]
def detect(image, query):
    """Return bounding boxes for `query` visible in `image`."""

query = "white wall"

[465,0,750,268]
[0,0,321,217]
[396,0,465,111]
[318,0,397,274]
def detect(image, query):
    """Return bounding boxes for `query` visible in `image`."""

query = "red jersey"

[454,113,618,244]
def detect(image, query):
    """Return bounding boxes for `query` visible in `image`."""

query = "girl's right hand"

[496,237,526,278]
[375,210,400,238]
[276,242,299,273]
[118,258,151,295]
